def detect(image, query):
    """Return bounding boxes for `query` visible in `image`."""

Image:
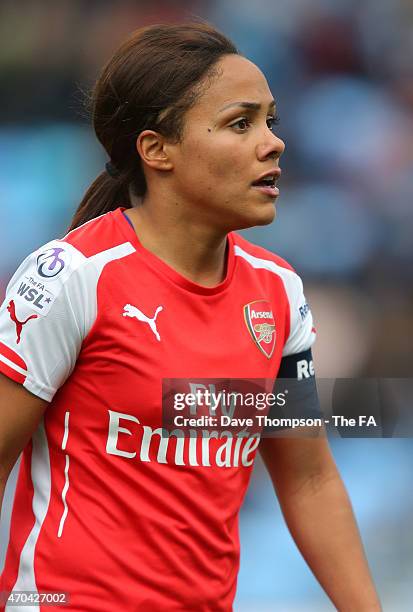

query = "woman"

[0,23,381,611]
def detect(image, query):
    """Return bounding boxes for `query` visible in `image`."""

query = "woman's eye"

[230,115,280,132]
[231,118,250,131]
[267,115,280,131]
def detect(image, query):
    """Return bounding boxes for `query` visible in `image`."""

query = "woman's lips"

[251,184,279,198]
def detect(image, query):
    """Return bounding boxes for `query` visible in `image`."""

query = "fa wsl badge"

[244,300,276,359]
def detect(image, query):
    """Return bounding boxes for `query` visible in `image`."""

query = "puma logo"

[122,304,163,341]
[7,300,38,344]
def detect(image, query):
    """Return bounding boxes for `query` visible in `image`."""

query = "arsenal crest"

[244,300,276,359]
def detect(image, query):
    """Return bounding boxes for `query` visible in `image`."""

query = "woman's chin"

[228,206,276,232]
[249,202,277,227]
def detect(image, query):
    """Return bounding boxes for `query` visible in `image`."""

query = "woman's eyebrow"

[218,100,276,113]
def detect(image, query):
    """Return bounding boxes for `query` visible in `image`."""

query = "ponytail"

[68,171,132,231]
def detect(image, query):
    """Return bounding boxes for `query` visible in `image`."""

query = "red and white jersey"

[0,208,315,611]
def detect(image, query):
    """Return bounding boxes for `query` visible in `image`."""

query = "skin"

[126,54,284,287]
[260,432,382,610]
[0,374,46,511]
[0,54,381,610]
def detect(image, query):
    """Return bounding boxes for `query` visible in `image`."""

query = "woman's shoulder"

[6,208,135,302]
[62,207,129,258]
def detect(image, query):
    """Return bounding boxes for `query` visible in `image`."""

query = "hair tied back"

[105,161,121,178]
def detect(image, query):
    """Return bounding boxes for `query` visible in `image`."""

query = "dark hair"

[69,23,238,230]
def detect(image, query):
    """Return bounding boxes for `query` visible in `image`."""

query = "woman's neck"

[125,197,229,287]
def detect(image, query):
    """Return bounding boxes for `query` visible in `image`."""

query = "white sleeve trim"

[24,375,57,402]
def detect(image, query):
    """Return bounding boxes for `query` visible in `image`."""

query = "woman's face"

[169,54,285,232]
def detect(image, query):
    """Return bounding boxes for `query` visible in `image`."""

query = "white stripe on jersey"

[234,244,298,287]
[57,412,71,538]
[89,242,136,272]
[0,353,27,377]
[61,411,70,451]
[57,455,70,539]
[7,420,51,612]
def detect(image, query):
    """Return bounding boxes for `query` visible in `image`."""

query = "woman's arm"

[259,431,381,611]
[0,373,47,514]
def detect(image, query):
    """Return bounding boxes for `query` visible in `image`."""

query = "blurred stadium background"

[0,1,412,610]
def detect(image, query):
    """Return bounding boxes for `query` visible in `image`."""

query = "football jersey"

[0,207,315,611]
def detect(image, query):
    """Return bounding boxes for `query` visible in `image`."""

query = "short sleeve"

[282,272,316,357]
[0,241,89,402]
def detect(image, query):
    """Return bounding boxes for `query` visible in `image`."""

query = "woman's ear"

[136,130,174,171]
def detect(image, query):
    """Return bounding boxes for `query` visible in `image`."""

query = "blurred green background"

[0,1,412,609]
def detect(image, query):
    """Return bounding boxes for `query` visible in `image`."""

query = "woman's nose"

[256,134,285,161]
